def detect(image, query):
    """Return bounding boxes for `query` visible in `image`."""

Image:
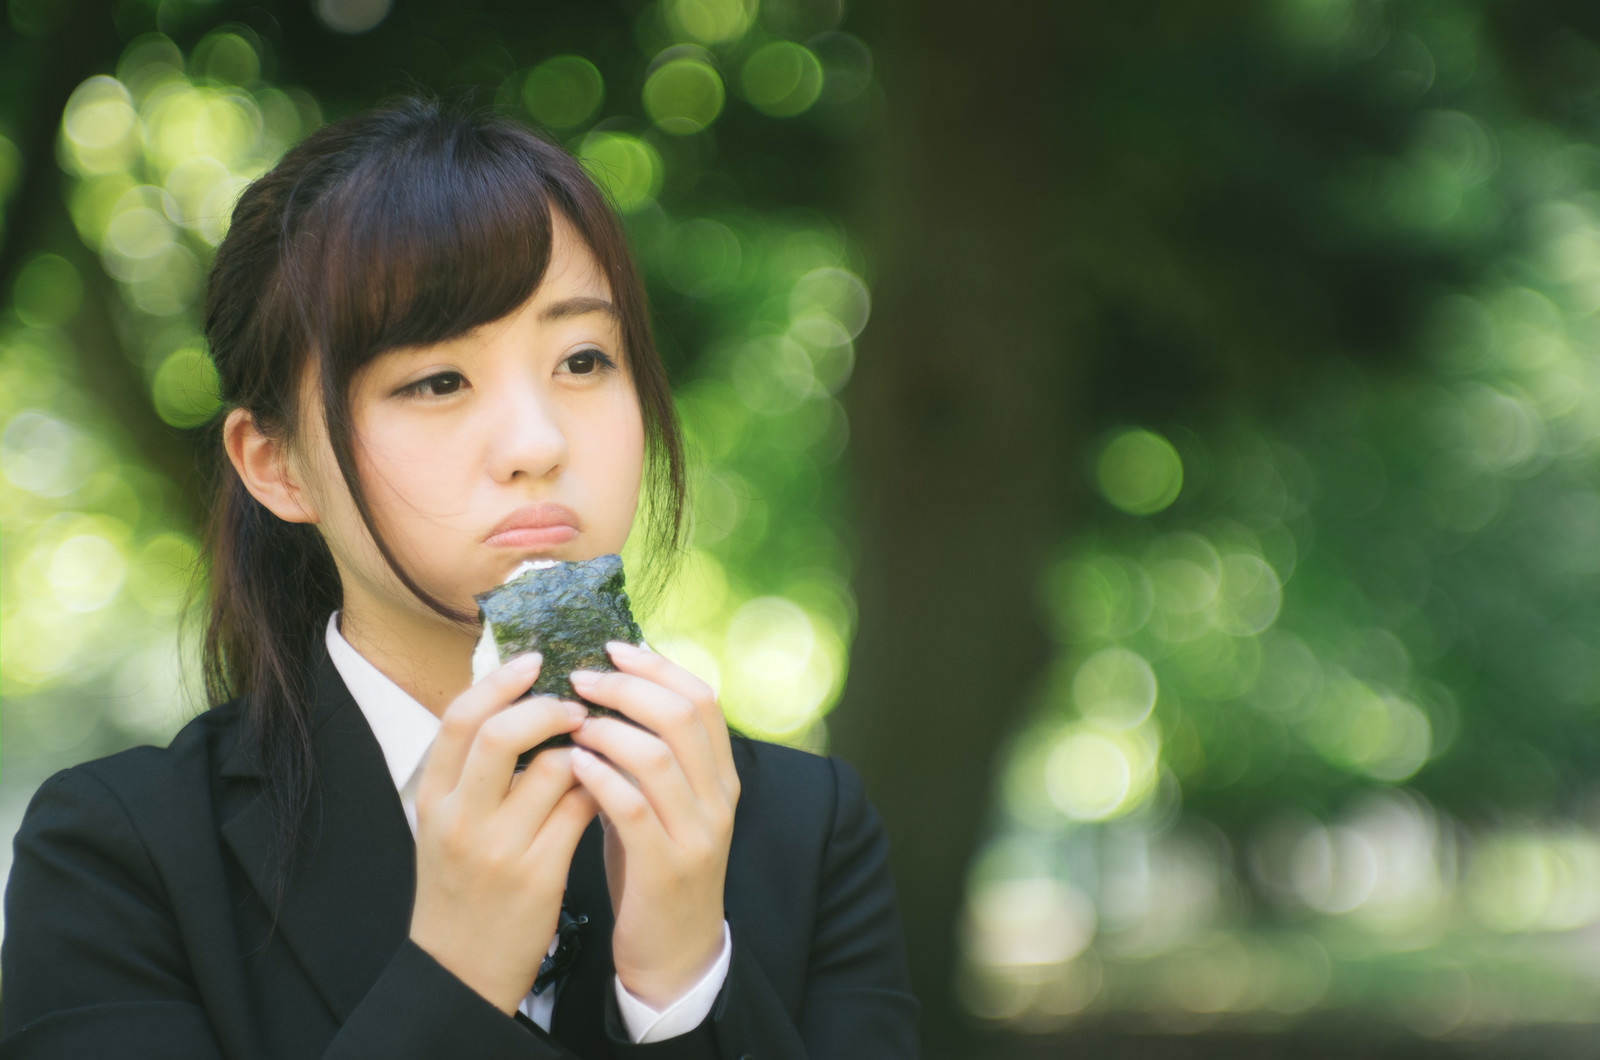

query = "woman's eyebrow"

[539,296,619,321]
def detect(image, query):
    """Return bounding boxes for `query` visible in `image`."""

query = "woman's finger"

[497,745,591,846]
[570,746,669,853]
[455,697,587,814]
[605,643,735,778]
[569,669,719,801]
[570,717,705,841]
[520,782,601,869]
[417,652,545,805]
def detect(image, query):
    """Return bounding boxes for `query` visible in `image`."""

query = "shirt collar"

[324,612,440,795]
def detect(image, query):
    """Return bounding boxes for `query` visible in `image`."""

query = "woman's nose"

[483,378,568,482]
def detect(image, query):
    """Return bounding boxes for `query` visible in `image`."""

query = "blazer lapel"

[220,648,417,1023]
[551,818,614,1053]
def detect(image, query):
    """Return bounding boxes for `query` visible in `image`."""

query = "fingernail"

[606,641,643,658]
[566,701,588,723]
[569,669,598,689]
[514,653,543,673]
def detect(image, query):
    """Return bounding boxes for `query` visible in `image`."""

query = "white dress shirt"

[324,614,730,1042]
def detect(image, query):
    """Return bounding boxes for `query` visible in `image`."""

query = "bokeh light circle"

[1308,675,1433,782]
[1045,729,1133,821]
[664,218,742,295]
[665,0,756,45]
[49,534,127,614]
[0,133,20,203]
[103,185,179,270]
[789,266,870,337]
[127,533,200,618]
[1047,554,1154,641]
[577,132,663,213]
[964,877,1097,969]
[13,255,83,328]
[62,76,139,175]
[1098,428,1184,515]
[1212,553,1284,636]
[314,0,394,35]
[643,58,726,135]
[811,32,874,104]
[721,596,840,737]
[190,31,261,86]
[523,56,605,130]
[1072,647,1158,729]
[151,348,221,428]
[742,42,825,118]
[2,411,92,497]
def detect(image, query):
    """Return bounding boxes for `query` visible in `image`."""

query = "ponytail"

[201,464,339,884]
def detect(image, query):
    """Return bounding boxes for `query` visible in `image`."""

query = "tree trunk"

[833,3,1086,1055]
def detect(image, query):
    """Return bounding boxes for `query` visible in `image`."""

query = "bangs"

[291,116,558,375]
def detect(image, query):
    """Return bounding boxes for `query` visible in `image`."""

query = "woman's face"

[288,212,646,636]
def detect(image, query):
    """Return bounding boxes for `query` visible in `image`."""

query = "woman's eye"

[562,349,616,376]
[398,371,466,398]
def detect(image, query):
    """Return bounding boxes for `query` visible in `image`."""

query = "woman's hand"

[409,652,599,1014]
[568,642,739,1010]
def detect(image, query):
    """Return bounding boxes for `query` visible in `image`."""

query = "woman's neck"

[336,606,478,717]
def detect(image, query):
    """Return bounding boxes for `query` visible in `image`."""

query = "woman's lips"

[486,504,581,548]
[486,525,579,549]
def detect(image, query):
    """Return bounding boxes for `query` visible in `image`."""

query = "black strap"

[532,906,589,997]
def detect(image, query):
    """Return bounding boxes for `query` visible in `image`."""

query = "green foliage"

[960,0,1600,1037]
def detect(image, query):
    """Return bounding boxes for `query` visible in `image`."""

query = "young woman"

[0,99,919,1058]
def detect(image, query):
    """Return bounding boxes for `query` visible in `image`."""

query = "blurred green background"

[7,0,1600,1056]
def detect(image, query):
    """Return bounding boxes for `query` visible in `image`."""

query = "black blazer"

[0,650,920,1059]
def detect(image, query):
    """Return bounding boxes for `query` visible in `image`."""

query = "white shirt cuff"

[614,921,732,1043]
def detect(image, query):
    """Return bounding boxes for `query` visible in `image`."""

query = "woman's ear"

[223,407,319,524]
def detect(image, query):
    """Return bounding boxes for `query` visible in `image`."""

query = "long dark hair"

[201,99,687,872]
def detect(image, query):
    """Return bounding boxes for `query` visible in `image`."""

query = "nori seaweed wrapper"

[473,553,644,755]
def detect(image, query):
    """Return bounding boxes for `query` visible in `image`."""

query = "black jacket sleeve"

[604,755,921,1060]
[0,768,572,1060]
